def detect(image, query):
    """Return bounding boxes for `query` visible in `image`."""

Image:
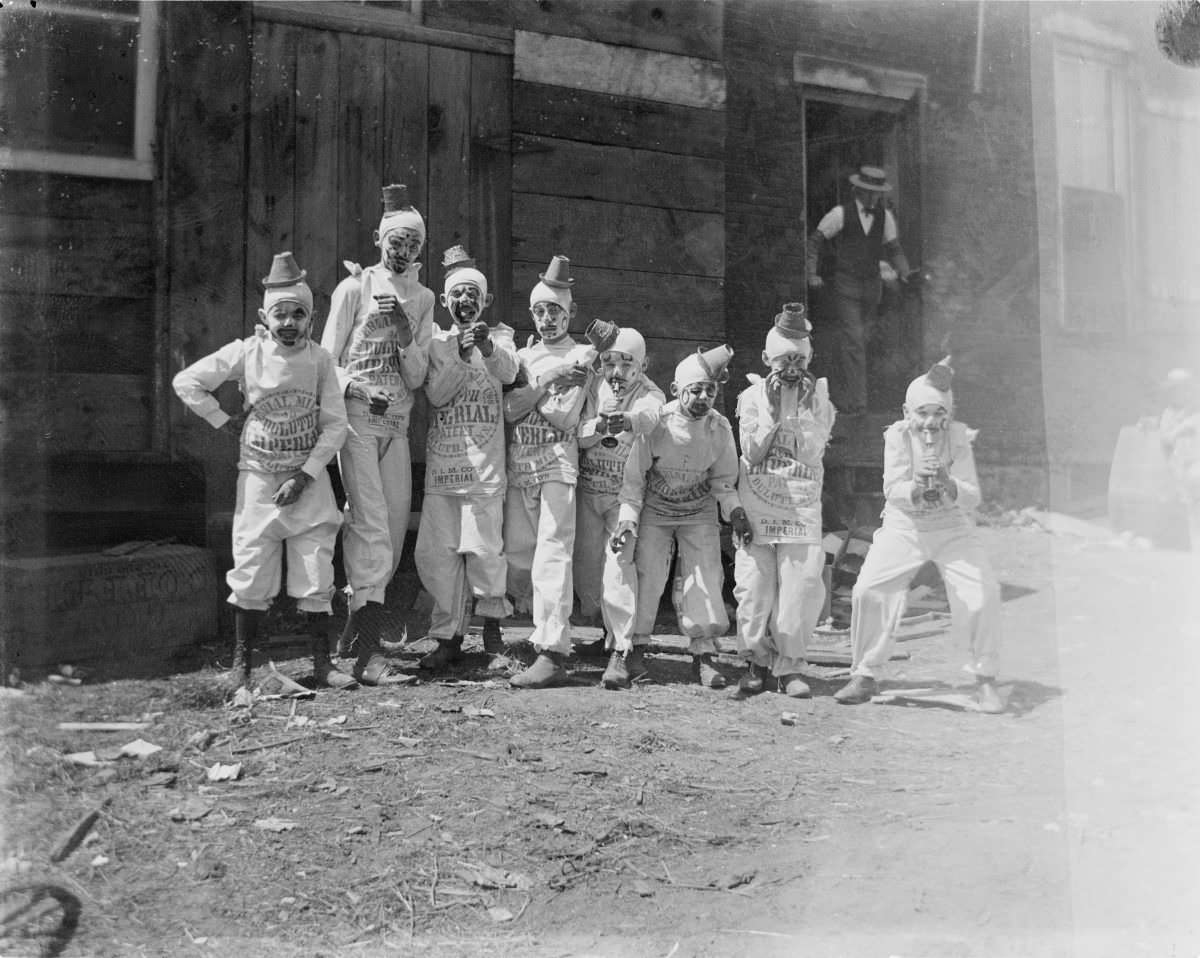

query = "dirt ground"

[2,525,1199,958]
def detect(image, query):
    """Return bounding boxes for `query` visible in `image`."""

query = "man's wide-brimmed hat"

[848,165,892,193]
[539,255,575,289]
[262,251,307,288]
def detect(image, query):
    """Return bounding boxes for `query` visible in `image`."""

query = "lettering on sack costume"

[579,444,630,495]
[427,372,502,483]
[759,519,809,538]
[746,421,823,508]
[646,466,710,505]
[242,389,319,464]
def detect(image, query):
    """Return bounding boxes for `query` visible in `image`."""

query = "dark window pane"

[0,9,139,157]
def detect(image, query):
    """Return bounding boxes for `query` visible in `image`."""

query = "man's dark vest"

[832,201,885,299]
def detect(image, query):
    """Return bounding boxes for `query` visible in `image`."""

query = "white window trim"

[0,1,159,181]
[1051,35,1132,332]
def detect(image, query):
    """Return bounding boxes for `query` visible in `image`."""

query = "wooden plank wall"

[0,170,158,553]
[241,14,512,461]
[508,1,726,393]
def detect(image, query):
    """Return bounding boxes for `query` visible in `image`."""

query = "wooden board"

[0,214,154,301]
[163,0,251,498]
[426,45,473,275]
[513,194,724,278]
[512,81,725,158]
[382,39,430,213]
[0,170,152,222]
[513,135,723,213]
[248,18,298,301]
[0,373,151,453]
[337,32,386,271]
[470,51,513,335]
[514,31,725,110]
[420,0,514,41]
[509,261,724,340]
[294,27,340,322]
[513,0,722,62]
[0,294,152,375]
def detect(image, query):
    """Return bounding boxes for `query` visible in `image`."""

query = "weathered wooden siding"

[724,0,1047,503]
[0,169,162,553]
[509,1,726,391]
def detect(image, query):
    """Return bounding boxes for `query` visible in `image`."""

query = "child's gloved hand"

[373,293,413,347]
[538,362,590,390]
[610,521,638,553]
[272,470,312,507]
[730,507,753,547]
[471,321,494,358]
[221,411,249,438]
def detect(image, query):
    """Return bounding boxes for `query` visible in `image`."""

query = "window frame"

[1050,31,1133,334]
[0,1,160,181]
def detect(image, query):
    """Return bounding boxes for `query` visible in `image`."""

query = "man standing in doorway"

[806,165,913,417]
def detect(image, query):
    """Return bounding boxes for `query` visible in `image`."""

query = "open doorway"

[804,95,923,417]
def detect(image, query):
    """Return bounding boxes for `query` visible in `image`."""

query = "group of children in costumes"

[173,183,1005,713]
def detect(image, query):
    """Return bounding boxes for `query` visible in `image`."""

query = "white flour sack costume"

[575,329,665,653]
[415,247,519,642]
[322,185,434,611]
[848,361,1000,682]
[618,347,743,656]
[173,300,347,613]
[734,311,836,679]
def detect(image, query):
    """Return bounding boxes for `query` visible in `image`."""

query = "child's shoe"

[481,619,504,654]
[600,647,645,690]
[692,654,727,689]
[975,676,1005,714]
[510,651,568,689]
[419,635,464,671]
[780,673,811,699]
[738,662,769,694]
[833,674,876,704]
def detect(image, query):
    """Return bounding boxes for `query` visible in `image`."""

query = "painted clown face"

[442,281,488,327]
[765,349,810,386]
[260,300,312,348]
[676,379,718,419]
[530,300,573,345]
[600,350,641,395]
[378,227,424,273]
[908,403,950,433]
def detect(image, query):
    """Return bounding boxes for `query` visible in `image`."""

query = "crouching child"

[614,345,752,688]
[833,358,1004,713]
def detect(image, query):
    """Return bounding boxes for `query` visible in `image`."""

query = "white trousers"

[633,521,727,655]
[850,522,1001,679]
[734,541,825,676]
[339,421,411,610]
[574,495,638,651]
[227,469,341,613]
[505,481,576,654]
[415,492,511,640]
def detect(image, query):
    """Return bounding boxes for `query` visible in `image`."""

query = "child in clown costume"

[321,184,434,685]
[502,255,617,689]
[415,246,519,670]
[733,303,836,699]
[614,344,753,689]
[833,357,1004,713]
[172,252,356,690]
[575,327,666,690]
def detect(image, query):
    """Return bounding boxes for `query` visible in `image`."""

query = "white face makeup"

[443,281,487,326]
[379,227,424,273]
[261,301,312,347]
[676,380,718,418]
[530,301,572,344]
[600,350,640,394]
[909,403,950,433]
[765,350,810,385]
